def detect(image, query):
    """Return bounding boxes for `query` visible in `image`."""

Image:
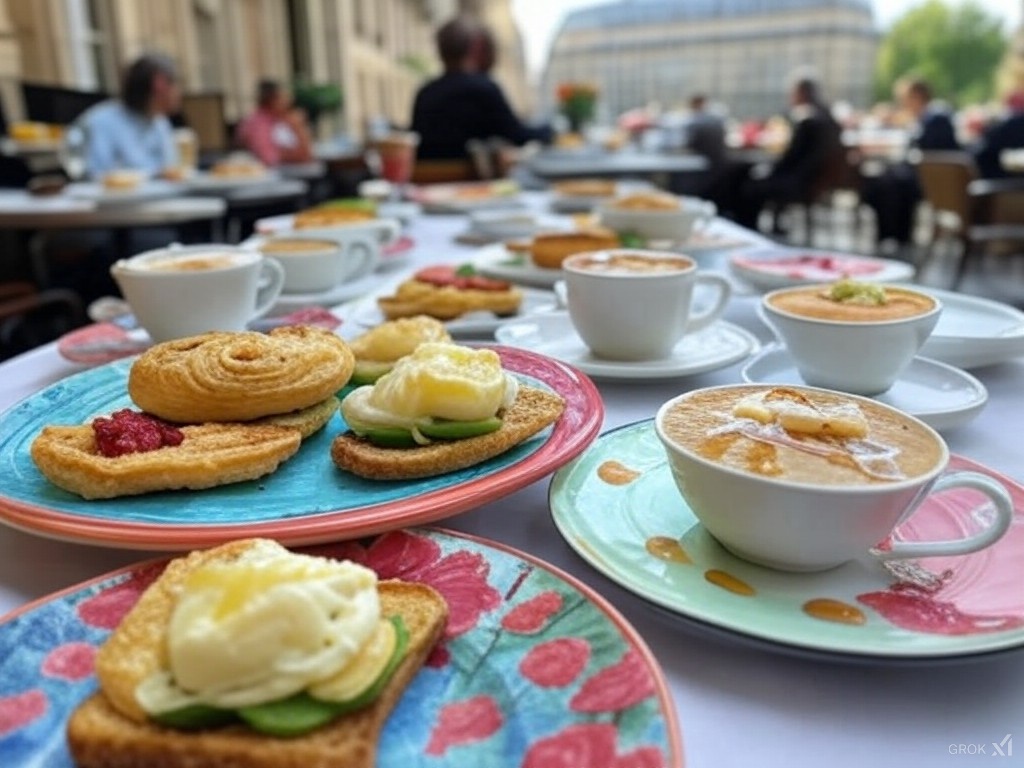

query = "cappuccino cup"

[111,244,284,342]
[561,249,731,361]
[260,236,375,293]
[761,283,941,395]
[656,383,1013,572]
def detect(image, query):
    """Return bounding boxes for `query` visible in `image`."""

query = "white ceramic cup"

[655,383,1013,572]
[596,196,716,241]
[111,244,284,342]
[260,234,376,293]
[760,283,942,395]
[560,249,732,361]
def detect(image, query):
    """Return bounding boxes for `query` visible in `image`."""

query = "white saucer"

[185,171,279,193]
[471,243,562,288]
[270,272,382,313]
[730,247,916,291]
[350,287,557,337]
[494,311,761,380]
[894,285,1024,369]
[65,180,183,206]
[741,346,988,431]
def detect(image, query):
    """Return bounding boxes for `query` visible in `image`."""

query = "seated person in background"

[78,53,180,179]
[902,77,960,152]
[862,77,961,248]
[411,16,551,161]
[731,75,842,230]
[672,93,730,206]
[974,91,1024,179]
[683,94,727,168]
[235,79,314,166]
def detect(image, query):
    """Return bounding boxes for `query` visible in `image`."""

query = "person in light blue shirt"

[79,53,181,179]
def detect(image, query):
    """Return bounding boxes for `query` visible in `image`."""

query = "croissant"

[128,326,354,423]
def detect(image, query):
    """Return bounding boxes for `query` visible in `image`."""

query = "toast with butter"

[67,539,449,768]
[331,385,564,480]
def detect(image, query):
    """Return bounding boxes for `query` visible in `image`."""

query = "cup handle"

[685,273,732,333]
[553,279,568,309]
[876,471,1014,561]
[253,257,285,319]
[342,237,378,281]
[376,218,401,245]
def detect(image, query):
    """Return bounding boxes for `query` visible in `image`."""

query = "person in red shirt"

[235,80,313,166]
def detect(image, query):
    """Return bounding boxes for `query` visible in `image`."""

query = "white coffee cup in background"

[111,244,285,342]
[760,283,942,395]
[260,236,375,293]
[560,249,732,361]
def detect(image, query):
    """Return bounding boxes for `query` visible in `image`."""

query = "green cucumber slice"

[237,692,338,738]
[151,703,238,731]
[362,427,418,448]
[417,416,502,440]
[239,617,409,736]
[351,361,392,386]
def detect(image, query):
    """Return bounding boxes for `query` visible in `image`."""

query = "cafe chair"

[960,178,1024,287]
[410,157,480,185]
[0,280,84,360]
[767,143,860,246]
[914,152,1024,286]
[914,151,977,263]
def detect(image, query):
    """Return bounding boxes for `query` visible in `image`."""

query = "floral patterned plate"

[0,528,683,767]
[550,420,1024,663]
[0,346,602,550]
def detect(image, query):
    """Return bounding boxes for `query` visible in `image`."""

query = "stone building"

[0,0,531,139]
[542,0,880,121]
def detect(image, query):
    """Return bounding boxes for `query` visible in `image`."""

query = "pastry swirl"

[128,326,354,423]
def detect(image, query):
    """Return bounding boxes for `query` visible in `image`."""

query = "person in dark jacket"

[731,75,842,229]
[862,77,961,248]
[411,16,551,161]
[974,92,1024,179]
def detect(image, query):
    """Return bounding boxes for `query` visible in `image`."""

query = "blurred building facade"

[543,0,880,121]
[0,0,531,138]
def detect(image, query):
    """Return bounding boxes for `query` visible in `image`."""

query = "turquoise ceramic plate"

[549,420,1024,662]
[0,347,602,550]
[0,529,683,766]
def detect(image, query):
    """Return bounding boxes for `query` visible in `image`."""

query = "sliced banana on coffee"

[734,388,867,438]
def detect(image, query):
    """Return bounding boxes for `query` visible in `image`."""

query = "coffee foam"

[662,386,943,487]
[132,250,257,273]
[571,252,693,275]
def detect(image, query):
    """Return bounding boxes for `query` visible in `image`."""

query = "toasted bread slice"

[331,386,565,480]
[68,539,448,768]
[31,423,302,500]
[256,397,339,439]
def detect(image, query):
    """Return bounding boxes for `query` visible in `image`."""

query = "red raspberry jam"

[92,409,184,458]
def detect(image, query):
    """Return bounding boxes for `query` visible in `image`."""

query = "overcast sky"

[511,0,1022,76]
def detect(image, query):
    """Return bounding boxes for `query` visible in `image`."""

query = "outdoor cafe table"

[1,197,1023,767]
[526,148,708,182]
[0,192,226,284]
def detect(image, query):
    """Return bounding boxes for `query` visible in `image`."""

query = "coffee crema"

[260,238,337,256]
[768,285,935,322]
[143,253,250,272]
[571,252,692,275]
[661,385,942,486]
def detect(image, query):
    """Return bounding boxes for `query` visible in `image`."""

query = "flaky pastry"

[128,326,354,423]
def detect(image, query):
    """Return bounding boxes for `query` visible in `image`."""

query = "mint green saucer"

[549,420,1024,662]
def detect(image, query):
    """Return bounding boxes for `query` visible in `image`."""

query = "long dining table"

[1,194,1023,767]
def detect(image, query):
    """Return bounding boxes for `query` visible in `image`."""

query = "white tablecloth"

[1,196,1022,768]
